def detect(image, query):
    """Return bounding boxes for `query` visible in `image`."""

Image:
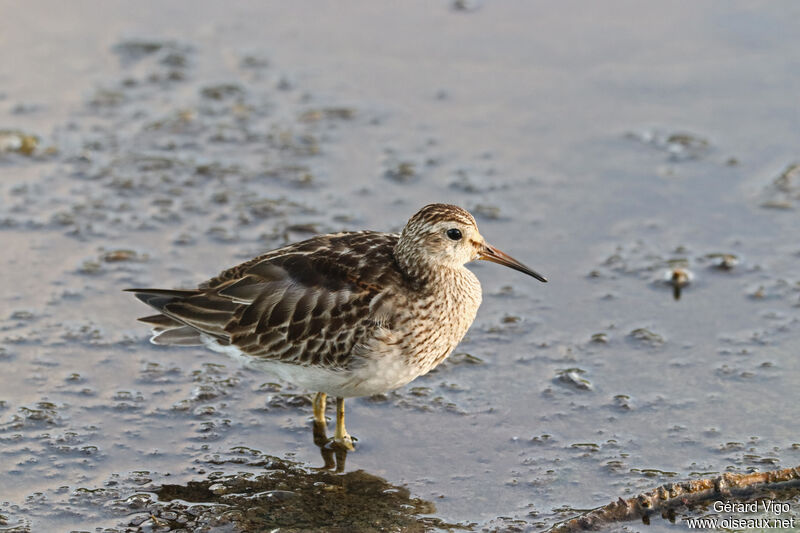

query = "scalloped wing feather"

[128,231,407,369]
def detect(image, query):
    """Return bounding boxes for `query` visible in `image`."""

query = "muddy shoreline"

[2,3,799,531]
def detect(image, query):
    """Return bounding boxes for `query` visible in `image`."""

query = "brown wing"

[127,231,405,368]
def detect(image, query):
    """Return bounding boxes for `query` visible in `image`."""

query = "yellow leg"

[313,392,327,424]
[334,397,355,450]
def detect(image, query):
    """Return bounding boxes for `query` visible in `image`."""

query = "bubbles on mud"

[362,384,468,415]
[746,278,799,301]
[592,241,688,280]
[589,332,609,344]
[112,40,182,65]
[383,157,420,183]
[611,394,634,411]
[435,351,485,369]
[719,315,798,349]
[75,247,150,279]
[239,53,270,71]
[8,309,36,321]
[0,37,349,244]
[554,368,593,391]
[88,88,127,109]
[0,400,113,503]
[110,39,192,83]
[298,107,356,123]
[629,467,679,479]
[60,321,106,344]
[714,436,792,470]
[2,401,62,429]
[200,83,245,101]
[448,161,510,194]
[469,203,503,220]
[253,382,313,412]
[760,162,800,210]
[112,390,146,411]
[626,327,666,348]
[713,321,788,382]
[624,129,712,162]
[704,252,740,270]
[590,240,759,304]
[137,361,183,384]
[0,130,39,156]
[101,248,149,263]
[187,363,240,398]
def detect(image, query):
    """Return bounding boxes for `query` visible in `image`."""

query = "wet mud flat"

[2,2,800,532]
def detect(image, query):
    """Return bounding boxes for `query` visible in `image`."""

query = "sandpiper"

[127,204,546,450]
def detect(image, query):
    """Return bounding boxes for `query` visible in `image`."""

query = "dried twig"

[550,466,800,532]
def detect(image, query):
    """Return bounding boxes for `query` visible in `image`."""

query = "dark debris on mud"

[624,129,712,162]
[56,450,467,533]
[760,162,800,210]
[143,453,466,533]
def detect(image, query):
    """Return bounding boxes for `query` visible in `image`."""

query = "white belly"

[200,267,483,398]
[203,336,422,398]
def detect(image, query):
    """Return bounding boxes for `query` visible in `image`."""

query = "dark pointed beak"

[479,242,547,282]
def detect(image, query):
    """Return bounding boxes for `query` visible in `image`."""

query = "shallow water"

[1,2,800,531]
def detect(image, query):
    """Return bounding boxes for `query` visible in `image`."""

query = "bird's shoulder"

[199,231,409,365]
[202,230,405,292]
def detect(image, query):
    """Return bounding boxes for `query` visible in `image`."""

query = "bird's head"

[396,203,547,282]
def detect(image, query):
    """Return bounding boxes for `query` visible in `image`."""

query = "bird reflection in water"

[312,418,349,472]
[145,449,463,531]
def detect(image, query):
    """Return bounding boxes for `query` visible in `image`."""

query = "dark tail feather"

[125,288,201,313]
[124,288,200,297]
[137,313,182,332]
[127,288,231,345]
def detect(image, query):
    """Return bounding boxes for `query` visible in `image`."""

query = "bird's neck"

[393,241,443,287]
[393,243,478,299]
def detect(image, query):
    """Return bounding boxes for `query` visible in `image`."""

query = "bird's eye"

[446,228,462,241]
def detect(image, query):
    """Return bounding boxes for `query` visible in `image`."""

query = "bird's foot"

[332,432,356,451]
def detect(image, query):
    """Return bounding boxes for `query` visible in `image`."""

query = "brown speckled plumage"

[127,203,546,448]
[135,231,407,367]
